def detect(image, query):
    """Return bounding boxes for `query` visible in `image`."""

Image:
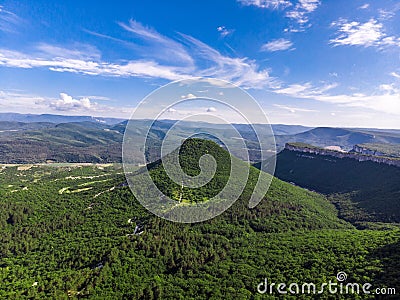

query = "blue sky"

[0,0,399,128]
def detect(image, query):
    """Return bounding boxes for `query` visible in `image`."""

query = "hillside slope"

[1,139,399,298]
[259,146,400,224]
[0,122,123,163]
[136,138,350,228]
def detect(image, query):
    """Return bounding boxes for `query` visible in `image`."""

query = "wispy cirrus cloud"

[77,95,112,101]
[0,48,190,80]
[36,43,102,60]
[378,3,400,21]
[118,20,274,88]
[358,4,370,10]
[261,38,293,51]
[330,19,400,48]
[297,0,320,12]
[237,0,292,9]
[238,0,320,28]
[273,103,316,113]
[0,19,276,89]
[217,26,235,38]
[179,33,275,88]
[391,72,400,79]
[286,0,320,25]
[273,81,400,115]
[378,9,395,20]
[0,5,22,33]
[118,19,194,66]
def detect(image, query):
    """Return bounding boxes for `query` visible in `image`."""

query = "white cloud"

[217,26,235,38]
[36,43,101,60]
[273,82,400,115]
[181,93,197,99]
[0,90,132,117]
[206,107,217,112]
[358,4,369,10]
[391,72,400,79]
[286,0,320,25]
[379,84,395,92]
[0,20,277,90]
[49,93,94,111]
[285,10,308,24]
[0,48,190,80]
[330,19,400,48]
[298,0,320,12]
[179,33,276,89]
[274,82,314,94]
[273,104,316,113]
[237,0,292,9]
[78,95,112,101]
[118,19,194,66]
[0,90,47,113]
[378,8,398,20]
[261,38,294,52]
[0,5,22,33]
[237,0,320,27]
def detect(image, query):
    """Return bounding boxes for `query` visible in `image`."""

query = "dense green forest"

[0,139,399,298]
[262,148,400,225]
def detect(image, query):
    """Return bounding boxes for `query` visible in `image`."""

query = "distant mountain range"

[0,112,312,134]
[0,113,125,125]
[0,121,122,163]
[0,113,399,164]
[354,143,400,158]
[275,127,400,150]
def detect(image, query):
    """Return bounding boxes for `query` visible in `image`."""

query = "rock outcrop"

[353,144,386,157]
[285,143,400,168]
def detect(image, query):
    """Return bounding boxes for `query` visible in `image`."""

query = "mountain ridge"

[258,144,400,224]
[1,117,400,163]
[285,142,400,167]
[275,127,400,150]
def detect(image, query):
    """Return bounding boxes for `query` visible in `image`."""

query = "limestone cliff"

[285,143,400,168]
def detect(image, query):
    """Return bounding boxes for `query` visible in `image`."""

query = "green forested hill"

[139,139,351,227]
[0,122,123,163]
[0,139,399,298]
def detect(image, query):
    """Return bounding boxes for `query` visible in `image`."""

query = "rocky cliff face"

[353,144,386,157]
[285,143,400,168]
